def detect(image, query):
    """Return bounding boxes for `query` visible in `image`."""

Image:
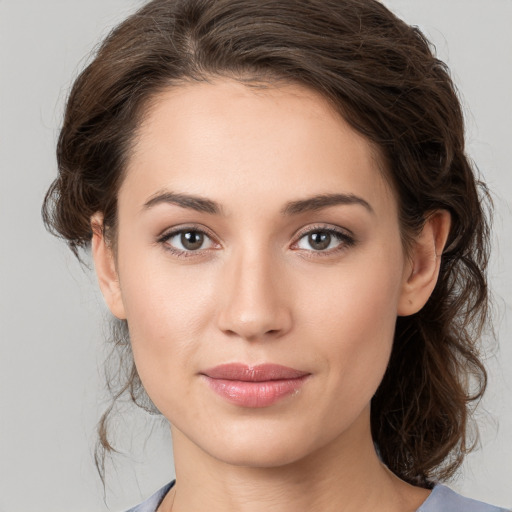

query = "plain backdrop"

[0,1,511,510]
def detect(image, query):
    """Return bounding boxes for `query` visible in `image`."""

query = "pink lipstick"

[201,363,310,408]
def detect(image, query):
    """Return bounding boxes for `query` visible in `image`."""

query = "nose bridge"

[216,241,292,341]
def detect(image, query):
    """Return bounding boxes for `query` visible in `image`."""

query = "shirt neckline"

[155,481,441,512]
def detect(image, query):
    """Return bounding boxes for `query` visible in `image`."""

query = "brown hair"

[42,0,492,488]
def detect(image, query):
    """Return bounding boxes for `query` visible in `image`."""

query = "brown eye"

[308,231,331,250]
[294,227,355,253]
[161,228,214,253]
[181,231,204,250]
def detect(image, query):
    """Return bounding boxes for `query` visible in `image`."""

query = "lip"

[201,363,311,408]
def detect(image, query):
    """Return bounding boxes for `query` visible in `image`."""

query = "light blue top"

[125,480,509,512]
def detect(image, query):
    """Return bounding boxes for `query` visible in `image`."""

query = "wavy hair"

[42,0,492,487]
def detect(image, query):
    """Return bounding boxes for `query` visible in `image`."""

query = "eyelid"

[156,222,218,241]
[290,223,356,256]
[157,224,222,257]
[292,223,355,241]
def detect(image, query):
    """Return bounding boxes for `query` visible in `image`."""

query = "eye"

[294,227,355,254]
[158,227,216,256]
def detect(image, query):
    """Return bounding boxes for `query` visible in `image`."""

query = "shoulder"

[124,481,175,512]
[418,484,510,512]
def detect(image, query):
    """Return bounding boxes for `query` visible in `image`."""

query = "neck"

[161,407,429,512]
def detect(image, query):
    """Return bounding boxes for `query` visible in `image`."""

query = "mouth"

[200,363,311,408]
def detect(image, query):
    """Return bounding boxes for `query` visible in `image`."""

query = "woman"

[42,0,509,510]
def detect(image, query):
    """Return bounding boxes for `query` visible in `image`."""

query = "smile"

[200,363,311,408]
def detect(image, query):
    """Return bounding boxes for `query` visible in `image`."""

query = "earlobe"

[90,213,127,320]
[397,210,452,316]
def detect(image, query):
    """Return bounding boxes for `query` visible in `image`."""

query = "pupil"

[181,231,204,250]
[309,232,330,250]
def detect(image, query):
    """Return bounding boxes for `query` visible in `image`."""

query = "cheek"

[303,248,404,400]
[116,249,217,400]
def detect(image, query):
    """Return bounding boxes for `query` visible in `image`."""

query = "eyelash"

[157,224,356,260]
[292,224,356,258]
[157,224,218,260]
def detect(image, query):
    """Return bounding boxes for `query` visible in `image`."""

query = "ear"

[90,213,127,320]
[397,210,451,316]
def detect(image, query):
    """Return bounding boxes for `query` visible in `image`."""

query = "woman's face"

[99,79,415,467]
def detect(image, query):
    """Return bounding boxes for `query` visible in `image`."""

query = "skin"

[92,78,451,512]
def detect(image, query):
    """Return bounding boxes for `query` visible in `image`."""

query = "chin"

[189,420,328,469]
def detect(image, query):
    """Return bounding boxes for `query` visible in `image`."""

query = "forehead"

[122,78,396,218]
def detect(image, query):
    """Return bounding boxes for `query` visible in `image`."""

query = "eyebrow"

[142,191,374,216]
[143,191,223,215]
[281,193,374,216]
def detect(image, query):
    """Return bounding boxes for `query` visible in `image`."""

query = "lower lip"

[202,375,309,408]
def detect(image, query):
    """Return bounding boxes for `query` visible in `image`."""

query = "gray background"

[0,1,511,510]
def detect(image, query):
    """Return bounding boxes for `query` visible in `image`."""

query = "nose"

[216,247,293,341]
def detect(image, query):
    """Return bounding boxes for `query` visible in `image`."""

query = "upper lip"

[202,363,310,381]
